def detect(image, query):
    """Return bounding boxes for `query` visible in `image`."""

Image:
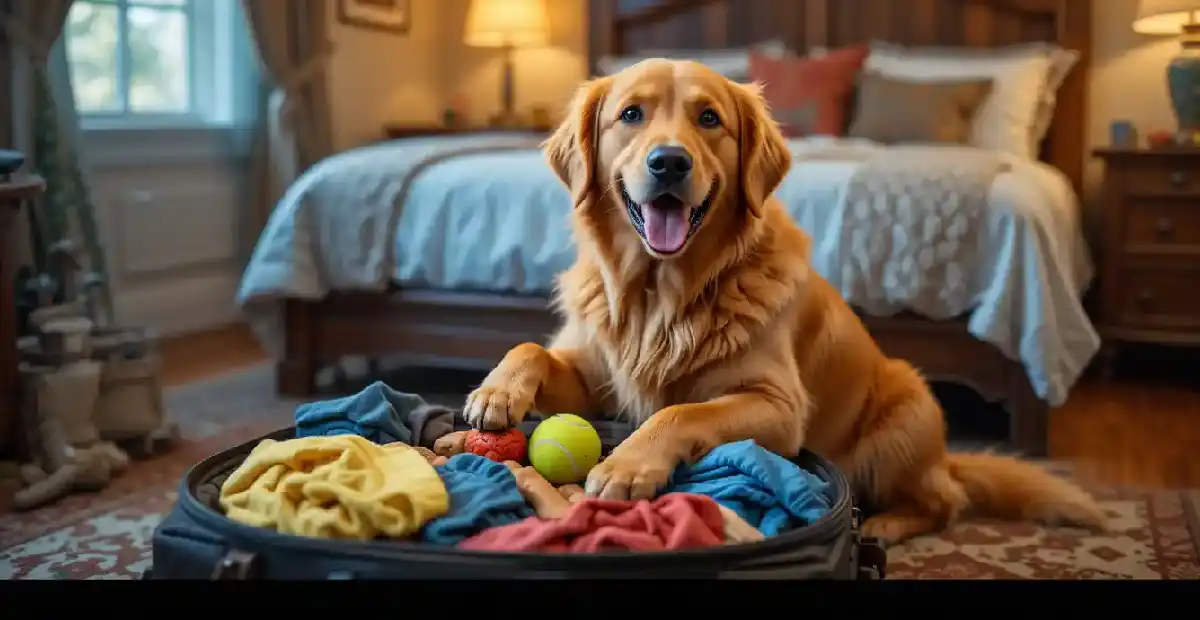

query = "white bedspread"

[236,135,1099,406]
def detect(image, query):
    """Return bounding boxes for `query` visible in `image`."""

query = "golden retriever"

[462,59,1106,544]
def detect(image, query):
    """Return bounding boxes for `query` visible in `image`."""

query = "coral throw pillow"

[747,45,869,137]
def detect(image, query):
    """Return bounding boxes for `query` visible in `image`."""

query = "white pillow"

[596,39,792,82]
[864,42,1076,160]
[1031,47,1080,150]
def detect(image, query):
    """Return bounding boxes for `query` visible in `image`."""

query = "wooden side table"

[1,175,45,457]
[1092,148,1200,375]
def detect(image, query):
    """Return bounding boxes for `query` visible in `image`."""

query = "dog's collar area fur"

[619,180,717,256]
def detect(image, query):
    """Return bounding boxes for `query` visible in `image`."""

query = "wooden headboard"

[586,0,1092,194]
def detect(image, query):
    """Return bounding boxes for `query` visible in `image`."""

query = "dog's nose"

[646,146,693,186]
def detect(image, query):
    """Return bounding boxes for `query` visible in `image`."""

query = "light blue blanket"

[663,440,833,536]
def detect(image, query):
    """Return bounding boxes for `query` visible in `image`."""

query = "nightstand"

[382,124,549,141]
[1093,148,1200,375]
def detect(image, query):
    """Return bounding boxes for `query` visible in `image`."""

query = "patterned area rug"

[0,364,298,579]
[887,487,1200,579]
[2,364,1198,579]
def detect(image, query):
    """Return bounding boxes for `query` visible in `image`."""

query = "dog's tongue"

[641,197,689,253]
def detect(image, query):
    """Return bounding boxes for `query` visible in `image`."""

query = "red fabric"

[747,44,869,137]
[463,428,528,463]
[458,493,726,553]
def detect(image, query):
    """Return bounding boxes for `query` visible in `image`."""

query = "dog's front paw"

[584,451,674,501]
[462,385,533,431]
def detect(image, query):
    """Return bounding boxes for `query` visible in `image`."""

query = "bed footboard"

[862,312,1050,457]
[276,290,560,398]
[278,292,1049,456]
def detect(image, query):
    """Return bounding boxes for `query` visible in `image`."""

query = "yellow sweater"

[219,435,450,540]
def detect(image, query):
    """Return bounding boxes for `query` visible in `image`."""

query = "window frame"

[67,0,233,131]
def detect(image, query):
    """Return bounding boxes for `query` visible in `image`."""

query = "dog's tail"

[945,451,1108,530]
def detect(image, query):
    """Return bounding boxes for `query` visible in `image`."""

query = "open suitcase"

[146,421,886,580]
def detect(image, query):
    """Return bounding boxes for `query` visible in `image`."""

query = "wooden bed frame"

[276,0,1092,457]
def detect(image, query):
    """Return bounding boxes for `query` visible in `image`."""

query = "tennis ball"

[528,414,602,485]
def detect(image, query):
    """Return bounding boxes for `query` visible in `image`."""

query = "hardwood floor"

[1047,343,1200,490]
[160,323,267,387]
[159,324,1200,490]
[1053,378,1199,489]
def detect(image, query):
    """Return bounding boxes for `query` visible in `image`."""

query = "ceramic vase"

[1167,50,1200,132]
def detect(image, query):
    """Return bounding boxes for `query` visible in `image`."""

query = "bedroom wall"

[327,0,447,149]
[325,0,587,149]
[86,123,242,338]
[433,0,589,128]
[1088,0,1181,201]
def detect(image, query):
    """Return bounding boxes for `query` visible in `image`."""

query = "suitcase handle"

[856,537,887,580]
[210,549,261,580]
[851,508,887,580]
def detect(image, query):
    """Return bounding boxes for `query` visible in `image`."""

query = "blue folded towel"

[421,454,535,545]
[294,381,455,447]
[662,439,832,536]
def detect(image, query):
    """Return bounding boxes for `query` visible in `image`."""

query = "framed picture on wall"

[337,0,411,35]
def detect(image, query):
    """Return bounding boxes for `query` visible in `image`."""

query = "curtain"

[238,0,335,263]
[2,0,114,325]
[226,3,267,263]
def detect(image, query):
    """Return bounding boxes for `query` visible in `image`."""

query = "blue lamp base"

[1167,51,1200,134]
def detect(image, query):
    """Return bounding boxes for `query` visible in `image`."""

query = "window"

[64,0,238,129]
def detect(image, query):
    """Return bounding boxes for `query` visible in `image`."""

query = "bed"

[237,0,1098,457]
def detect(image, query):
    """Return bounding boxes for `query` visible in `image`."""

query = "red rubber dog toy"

[463,428,528,463]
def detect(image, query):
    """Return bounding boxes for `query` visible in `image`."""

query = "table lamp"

[464,0,550,128]
[1133,0,1200,136]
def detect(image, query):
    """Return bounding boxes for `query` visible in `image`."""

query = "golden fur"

[462,59,1106,543]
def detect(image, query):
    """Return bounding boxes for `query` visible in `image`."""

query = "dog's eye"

[698,108,721,128]
[620,105,644,124]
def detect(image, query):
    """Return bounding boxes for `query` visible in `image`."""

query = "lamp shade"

[1133,0,1200,35]
[464,0,550,48]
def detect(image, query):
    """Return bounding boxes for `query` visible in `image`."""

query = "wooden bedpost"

[277,298,318,397]
[1009,371,1050,458]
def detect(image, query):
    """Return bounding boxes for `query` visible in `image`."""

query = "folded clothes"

[294,381,455,448]
[502,461,761,545]
[662,439,832,536]
[219,434,450,541]
[458,493,726,553]
[421,454,535,545]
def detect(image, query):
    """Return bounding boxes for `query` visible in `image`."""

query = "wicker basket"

[23,360,103,447]
[87,326,166,441]
[93,353,167,441]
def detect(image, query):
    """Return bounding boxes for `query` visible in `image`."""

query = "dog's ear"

[543,76,613,210]
[730,81,791,219]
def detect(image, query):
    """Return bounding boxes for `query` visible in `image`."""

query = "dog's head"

[544,59,791,259]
